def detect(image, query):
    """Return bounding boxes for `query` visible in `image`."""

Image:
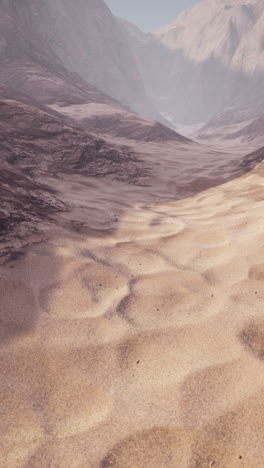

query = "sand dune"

[1,163,264,467]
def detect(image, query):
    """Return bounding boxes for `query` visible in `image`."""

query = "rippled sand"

[1,165,264,467]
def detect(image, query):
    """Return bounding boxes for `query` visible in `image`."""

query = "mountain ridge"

[121,0,264,127]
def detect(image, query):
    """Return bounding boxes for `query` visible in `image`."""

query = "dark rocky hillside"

[240,145,264,172]
[0,98,149,255]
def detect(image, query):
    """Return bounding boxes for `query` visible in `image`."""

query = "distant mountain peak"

[155,0,264,72]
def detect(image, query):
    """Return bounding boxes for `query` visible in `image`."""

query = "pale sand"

[1,165,264,467]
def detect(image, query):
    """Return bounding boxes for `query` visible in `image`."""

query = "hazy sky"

[105,0,202,32]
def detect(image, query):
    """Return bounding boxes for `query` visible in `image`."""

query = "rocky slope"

[48,102,191,144]
[229,116,264,143]
[0,100,145,180]
[0,97,150,256]
[195,110,264,150]
[240,144,264,172]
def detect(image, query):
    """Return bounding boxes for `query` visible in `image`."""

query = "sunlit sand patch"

[116,324,241,392]
[118,270,224,328]
[206,390,264,467]
[39,262,129,319]
[0,390,43,468]
[0,278,37,342]
[239,319,264,361]
[106,242,177,275]
[2,156,264,467]
[248,263,264,280]
[180,358,264,428]
[204,258,249,286]
[39,374,112,438]
[100,426,254,468]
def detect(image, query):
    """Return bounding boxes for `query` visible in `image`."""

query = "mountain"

[156,0,264,69]
[121,0,264,127]
[0,0,191,145]
[0,1,130,109]
[0,0,165,122]
[4,0,263,132]
[155,0,264,125]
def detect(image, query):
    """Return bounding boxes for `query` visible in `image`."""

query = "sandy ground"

[1,158,264,467]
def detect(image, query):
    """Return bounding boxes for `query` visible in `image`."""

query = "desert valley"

[1,0,264,466]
